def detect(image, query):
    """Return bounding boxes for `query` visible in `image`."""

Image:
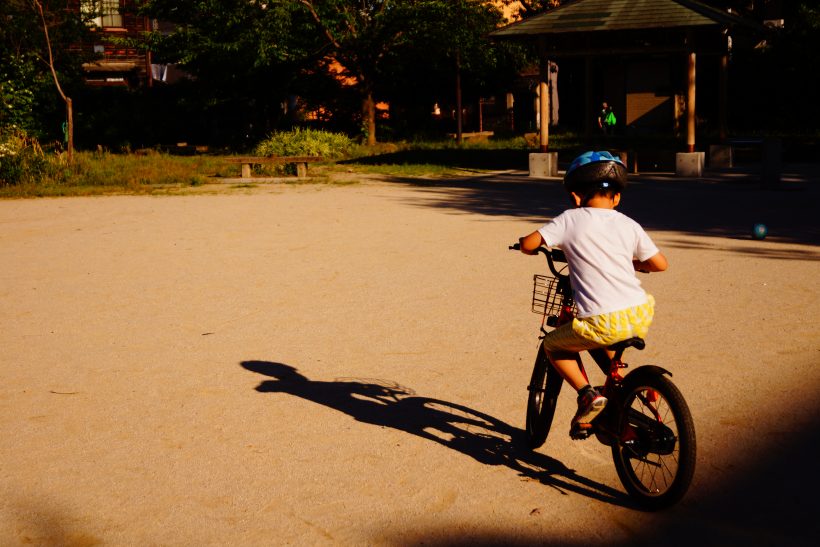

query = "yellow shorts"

[541,295,655,354]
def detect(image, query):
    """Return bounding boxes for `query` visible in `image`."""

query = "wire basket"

[531,274,573,318]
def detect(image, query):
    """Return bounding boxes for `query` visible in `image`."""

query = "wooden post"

[538,39,549,152]
[456,50,463,145]
[66,98,73,163]
[363,91,376,146]
[585,57,593,137]
[686,51,696,153]
[145,17,153,88]
[719,53,728,142]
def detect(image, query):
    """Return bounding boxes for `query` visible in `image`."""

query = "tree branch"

[298,0,344,49]
[31,0,68,103]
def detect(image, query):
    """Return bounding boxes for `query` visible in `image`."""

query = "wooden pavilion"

[491,0,765,163]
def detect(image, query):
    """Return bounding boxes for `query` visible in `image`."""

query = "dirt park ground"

[1,166,819,546]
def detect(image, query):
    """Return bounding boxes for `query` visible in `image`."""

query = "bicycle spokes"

[635,389,663,421]
[620,388,681,494]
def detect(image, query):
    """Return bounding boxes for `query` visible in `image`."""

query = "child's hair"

[564,151,627,200]
[579,187,619,206]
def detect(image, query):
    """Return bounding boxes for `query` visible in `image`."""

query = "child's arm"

[633,252,668,272]
[518,231,545,255]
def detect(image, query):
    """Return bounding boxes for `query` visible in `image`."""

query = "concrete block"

[709,145,733,168]
[675,152,705,177]
[529,152,558,178]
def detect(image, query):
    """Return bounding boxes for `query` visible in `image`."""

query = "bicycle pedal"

[570,423,593,440]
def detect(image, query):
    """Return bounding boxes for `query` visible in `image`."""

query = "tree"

[297,1,419,145]
[0,0,89,142]
[138,0,317,144]
[298,1,527,144]
[505,0,561,18]
[135,1,532,145]
[33,0,74,161]
[378,0,528,141]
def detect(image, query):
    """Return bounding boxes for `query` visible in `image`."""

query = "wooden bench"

[224,156,324,178]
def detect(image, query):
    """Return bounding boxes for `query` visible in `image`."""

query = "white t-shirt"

[538,208,659,317]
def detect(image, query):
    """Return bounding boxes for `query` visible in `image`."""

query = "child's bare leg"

[546,350,588,391]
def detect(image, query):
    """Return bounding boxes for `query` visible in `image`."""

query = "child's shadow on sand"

[241,360,631,507]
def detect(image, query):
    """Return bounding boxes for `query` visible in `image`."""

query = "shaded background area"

[371,166,820,247]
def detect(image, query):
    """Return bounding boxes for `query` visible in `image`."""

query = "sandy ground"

[1,169,819,546]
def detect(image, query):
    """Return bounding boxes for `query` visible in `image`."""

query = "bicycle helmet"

[563,150,627,196]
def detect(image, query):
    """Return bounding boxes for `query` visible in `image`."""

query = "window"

[82,1,123,29]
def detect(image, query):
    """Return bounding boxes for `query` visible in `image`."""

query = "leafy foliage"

[380,1,529,131]
[255,127,354,159]
[296,1,528,143]
[0,127,50,185]
[137,0,317,145]
[502,0,561,18]
[0,0,90,140]
[0,55,38,133]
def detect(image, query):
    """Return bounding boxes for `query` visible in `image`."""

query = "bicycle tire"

[525,347,563,449]
[611,372,696,510]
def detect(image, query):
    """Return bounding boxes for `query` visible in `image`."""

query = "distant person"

[598,102,616,135]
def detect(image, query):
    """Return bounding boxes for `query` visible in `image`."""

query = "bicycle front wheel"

[525,347,563,449]
[611,373,696,510]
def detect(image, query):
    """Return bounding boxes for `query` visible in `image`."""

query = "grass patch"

[1,141,525,198]
[18,131,809,198]
[0,151,241,198]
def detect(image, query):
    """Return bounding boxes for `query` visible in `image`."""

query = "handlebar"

[511,243,651,276]
[509,243,568,279]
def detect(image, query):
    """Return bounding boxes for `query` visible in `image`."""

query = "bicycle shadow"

[241,360,633,508]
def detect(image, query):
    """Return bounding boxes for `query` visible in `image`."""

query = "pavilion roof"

[491,0,760,38]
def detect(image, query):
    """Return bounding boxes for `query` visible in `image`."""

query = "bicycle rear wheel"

[611,373,696,510]
[525,347,564,449]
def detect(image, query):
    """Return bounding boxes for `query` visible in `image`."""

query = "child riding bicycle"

[517,151,668,437]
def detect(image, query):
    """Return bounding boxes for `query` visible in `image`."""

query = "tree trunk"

[363,91,376,146]
[34,0,73,162]
[456,50,463,145]
[66,98,73,163]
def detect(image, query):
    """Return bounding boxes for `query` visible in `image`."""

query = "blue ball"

[752,223,768,240]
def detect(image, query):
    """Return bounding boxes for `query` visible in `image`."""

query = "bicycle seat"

[608,337,645,352]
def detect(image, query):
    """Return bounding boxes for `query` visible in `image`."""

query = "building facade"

[71,1,152,87]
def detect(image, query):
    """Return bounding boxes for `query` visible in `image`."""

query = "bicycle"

[510,243,696,510]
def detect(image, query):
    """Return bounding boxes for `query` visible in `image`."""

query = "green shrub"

[0,127,50,186]
[255,128,354,160]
